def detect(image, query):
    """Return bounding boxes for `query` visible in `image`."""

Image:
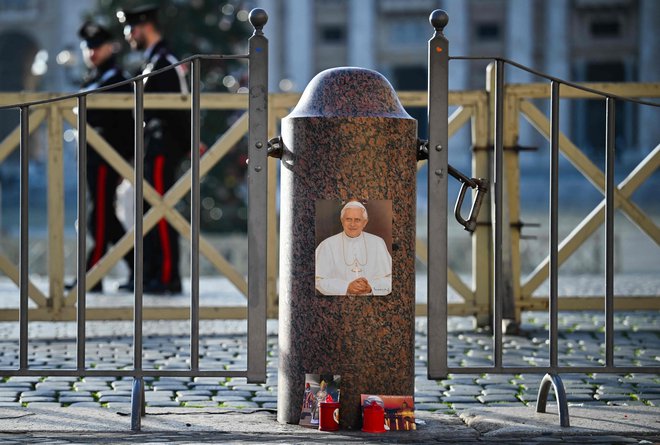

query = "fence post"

[267,96,279,319]
[486,63,517,329]
[427,9,449,380]
[247,8,269,384]
[472,93,492,327]
[48,104,64,315]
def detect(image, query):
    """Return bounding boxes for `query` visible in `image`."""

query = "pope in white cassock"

[315,201,392,296]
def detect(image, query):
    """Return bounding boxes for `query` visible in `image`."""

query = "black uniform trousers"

[86,161,134,272]
[143,152,181,287]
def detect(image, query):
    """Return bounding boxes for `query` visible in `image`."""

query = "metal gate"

[0,8,269,432]
[426,10,660,427]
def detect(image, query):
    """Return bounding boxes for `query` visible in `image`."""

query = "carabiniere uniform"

[81,53,134,290]
[140,40,190,293]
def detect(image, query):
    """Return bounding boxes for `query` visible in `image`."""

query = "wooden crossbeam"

[521,101,659,244]
[0,108,47,164]
[520,99,660,296]
[415,238,475,302]
[418,105,473,172]
[0,254,48,307]
[61,111,250,305]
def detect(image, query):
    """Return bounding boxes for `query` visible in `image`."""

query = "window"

[476,23,500,41]
[590,20,620,37]
[320,26,344,44]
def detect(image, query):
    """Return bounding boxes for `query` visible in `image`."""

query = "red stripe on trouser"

[91,165,107,266]
[154,155,172,283]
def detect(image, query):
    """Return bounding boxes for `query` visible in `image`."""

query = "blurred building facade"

[254,0,659,275]
[0,0,658,235]
[258,0,659,165]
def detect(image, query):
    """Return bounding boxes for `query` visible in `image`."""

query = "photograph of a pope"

[315,201,392,296]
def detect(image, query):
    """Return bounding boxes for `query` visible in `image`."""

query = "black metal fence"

[426,10,660,427]
[0,7,658,432]
[0,7,269,432]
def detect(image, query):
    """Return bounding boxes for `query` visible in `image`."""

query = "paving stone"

[251,396,277,403]
[67,402,103,407]
[253,390,277,397]
[81,376,117,383]
[6,377,41,383]
[188,384,228,391]
[23,402,62,407]
[446,385,483,394]
[97,390,131,398]
[212,395,250,403]
[564,394,596,402]
[176,395,211,402]
[227,384,262,392]
[19,396,56,403]
[192,377,227,384]
[475,375,516,385]
[19,390,57,397]
[218,400,259,408]
[59,396,95,404]
[606,400,649,407]
[151,384,189,392]
[0,384,32,391]
[58,390,93,397]
[0,402,22,407]
[33,383,72,392]
[224,378,248,386]
[176,390,212,397]
[261,402,278,409]
[73,383,111,392]
[146,400,182,407]
[145,391,175,400]
[0,396,17,402]
[156,377,193,383]
[481,388,519,396]
[98,395,132,403]
[441,395,478,403]
[216,390,254,398]
[182,400,221,408]
[440,377,476,386]
[563,388,595,395]
[594,393,634,402]
[414,396,441,403]
[450,402,483,411]
[415,402,452,411]
[42,376,78,382]
[105,402,132,409]
[477,394,521,403]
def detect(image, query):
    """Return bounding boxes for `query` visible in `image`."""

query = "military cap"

[117,4,159,27]
[78,21,113,49]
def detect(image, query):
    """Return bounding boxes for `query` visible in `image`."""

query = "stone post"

[277,67,418,429]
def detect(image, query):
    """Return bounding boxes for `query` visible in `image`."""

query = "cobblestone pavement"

[0,312,658,443]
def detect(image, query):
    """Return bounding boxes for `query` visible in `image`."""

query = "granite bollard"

[276,67,418,429]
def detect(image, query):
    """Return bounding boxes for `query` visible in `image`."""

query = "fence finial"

[249,8,268,34]
[429,9,449,34]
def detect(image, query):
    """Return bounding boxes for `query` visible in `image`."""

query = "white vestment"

[315,232,392,296]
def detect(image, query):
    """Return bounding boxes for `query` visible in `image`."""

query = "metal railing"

[0,6,658,430]
[426,9,660,427]
[0,8,269,431]
[2,86,657,323]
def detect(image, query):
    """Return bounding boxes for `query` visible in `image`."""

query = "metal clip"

[417,138,488,233]
[449,165,488,233]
